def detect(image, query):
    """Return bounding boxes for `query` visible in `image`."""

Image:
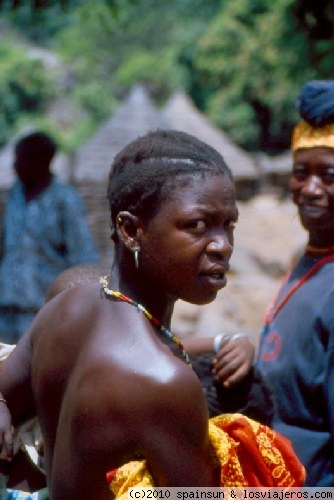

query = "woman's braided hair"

[108,129,233,242]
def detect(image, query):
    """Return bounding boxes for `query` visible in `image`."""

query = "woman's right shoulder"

[34,284,103,340]
[31,285,108,378]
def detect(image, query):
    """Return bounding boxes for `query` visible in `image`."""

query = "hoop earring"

[133,247,140,269]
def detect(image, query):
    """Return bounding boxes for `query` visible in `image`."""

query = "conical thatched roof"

[73,85,169,183]
[162,91,259,181]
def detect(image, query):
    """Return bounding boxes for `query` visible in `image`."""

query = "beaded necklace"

[100,276,191,365]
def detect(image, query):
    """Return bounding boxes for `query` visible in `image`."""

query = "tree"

[0,41,54,146]
[2,0,334,153]
[187,0,334,152]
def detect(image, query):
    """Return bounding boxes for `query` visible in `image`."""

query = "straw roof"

[73,85,169,183]
[73,86,262,184]
[162,91,259,181]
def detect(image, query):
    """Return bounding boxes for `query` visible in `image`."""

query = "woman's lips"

[299,204,328,218]
[200,266,228,289]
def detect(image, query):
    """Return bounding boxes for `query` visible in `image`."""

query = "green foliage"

[0,0,82,43]
[72,81,117,122]
[2,0,334,153]
[0,41,55,147]
[114,47,188,102]
[187,0,334,151]
[55,0,224,120]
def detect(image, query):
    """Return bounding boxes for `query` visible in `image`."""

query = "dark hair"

[15,131,57,163]
[108,129,233,242]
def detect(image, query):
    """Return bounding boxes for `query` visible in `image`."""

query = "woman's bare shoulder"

[32,284,103,347]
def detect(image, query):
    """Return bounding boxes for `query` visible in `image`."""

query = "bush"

[0,41,55,147]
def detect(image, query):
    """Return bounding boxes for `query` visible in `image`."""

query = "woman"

[0,130,304,499]
[257,80,334,486]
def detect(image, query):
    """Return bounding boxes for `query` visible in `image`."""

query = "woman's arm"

[0,392,14,461]
[0,330,35,460]
[183,333,255,388]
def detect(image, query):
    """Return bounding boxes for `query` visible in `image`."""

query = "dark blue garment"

[0,177,100,342]
[257,253,334,486]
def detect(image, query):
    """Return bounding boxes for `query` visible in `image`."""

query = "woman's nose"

[206,234,233,259]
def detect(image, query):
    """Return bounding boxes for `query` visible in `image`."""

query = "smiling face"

[290,147,334,246]
[138,173,238,305]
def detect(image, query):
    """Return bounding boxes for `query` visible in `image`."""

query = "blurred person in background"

[0,131,100,344]
[257,80,334,486]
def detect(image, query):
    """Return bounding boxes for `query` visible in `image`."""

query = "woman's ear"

[115,211,143,251]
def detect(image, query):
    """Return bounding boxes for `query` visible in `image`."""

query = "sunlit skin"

[290,147,334,247]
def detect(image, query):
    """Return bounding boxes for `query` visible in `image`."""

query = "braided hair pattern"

[108,129,233,242]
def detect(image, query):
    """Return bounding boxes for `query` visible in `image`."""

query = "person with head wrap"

[257,80,334,486]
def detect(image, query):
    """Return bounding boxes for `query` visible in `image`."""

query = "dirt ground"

[171,194,306,348]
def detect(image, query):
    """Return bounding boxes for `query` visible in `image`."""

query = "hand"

[0,401,14,461]
[212,336,255,389]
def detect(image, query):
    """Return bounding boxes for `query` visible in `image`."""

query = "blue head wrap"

[297,80,334,127]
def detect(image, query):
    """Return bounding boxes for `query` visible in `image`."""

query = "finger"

[213,357,240,382]
[213,350,240,373]
[221,363,250,388]
[215,342,254,371]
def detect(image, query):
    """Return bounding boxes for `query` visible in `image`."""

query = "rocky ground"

[171,193,307,348]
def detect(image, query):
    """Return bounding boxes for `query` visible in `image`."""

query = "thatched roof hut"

[73,85,169,261]
[73,85,168,183]
[162,91,260,199]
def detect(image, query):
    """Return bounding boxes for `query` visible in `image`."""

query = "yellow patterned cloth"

[107,414,305,498]
[292,120,334,152]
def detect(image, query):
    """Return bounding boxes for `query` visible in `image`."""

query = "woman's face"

[139,173,238,305]
[290,147,334,244]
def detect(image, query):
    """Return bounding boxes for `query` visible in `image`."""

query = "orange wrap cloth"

[106,414,305,498]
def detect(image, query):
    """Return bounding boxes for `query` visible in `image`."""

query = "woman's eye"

[226,219,237,230]
[185,219,206,231]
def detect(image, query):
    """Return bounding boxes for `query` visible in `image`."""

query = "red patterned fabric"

[106,414,305,498]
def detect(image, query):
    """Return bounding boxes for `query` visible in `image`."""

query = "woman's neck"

[109,260,175,328]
